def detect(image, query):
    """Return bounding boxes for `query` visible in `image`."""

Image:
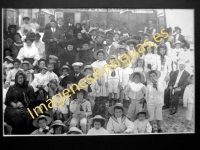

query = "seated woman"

[49,120,67,135]
[17,33,40,69]
[30,66,49,101]
[4,71,36,134]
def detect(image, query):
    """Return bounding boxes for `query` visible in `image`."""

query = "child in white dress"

[133,108,152,133]
[183,75,194,132]
[87,115,109,135]
[52,86,70,121]
[124,72,146,122]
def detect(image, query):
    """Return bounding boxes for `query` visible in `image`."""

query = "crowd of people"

[3,14,194,135]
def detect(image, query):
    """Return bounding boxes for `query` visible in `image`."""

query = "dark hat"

[95,33,105,39]
[49,15,55,18]
[61,65,70,71]
[23,17,30,21]
[66,41,74,46]
[4,48,12,53]
[8,25,17,31]
[157,34,165,40]
[157,43,167,51]
[119,39,128,45]
[14,33,22,39]
[126,39,138,46]
[25,33,36,42]
[82,40,90,45]
[35,33,41,38]
[13,58,21,64]
[166,27,172,33]
[38,59,46,65]
[106,30,114,36]
[175,26,181,31]
[181,40,190,49]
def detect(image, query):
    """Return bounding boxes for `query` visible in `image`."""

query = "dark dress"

[4,81,36,134]
[75,49,94,65]
[59,49,77,70]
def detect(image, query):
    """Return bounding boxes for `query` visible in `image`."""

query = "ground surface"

[153,105,194,133]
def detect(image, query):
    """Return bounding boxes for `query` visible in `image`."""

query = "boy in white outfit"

[146,70,164,133]
[105,55,122,106]
[107,103,134,134]
[183,75,194,132]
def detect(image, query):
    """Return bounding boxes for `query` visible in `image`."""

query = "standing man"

[144,20,156,41]
[173,26,185,43]
[42,20,63,58]
[65,17,76,36]
[45,15,55,30]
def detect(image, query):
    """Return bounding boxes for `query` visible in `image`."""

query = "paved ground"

[153,105,194,133]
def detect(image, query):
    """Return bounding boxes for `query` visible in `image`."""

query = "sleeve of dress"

[152,29,156,35]
[144,27,147,33]
[85,101,92,117]
[17,47,24,61]
[146,120,152,133]
[32,49,40,66]
[5,70,12,84]
[157,57,161,71]
[27,85,36,101]
[146,86,149,102]
[167,58,172,74]
[183,86,189,107]
[124,84,131,97]
[5,86,14,106]
[30,75,38,92]
[106,117,115,134]
[125,117,134,132]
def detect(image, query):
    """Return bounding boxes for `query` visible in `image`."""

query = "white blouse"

[30,73,49,92]
[17,44,40,61]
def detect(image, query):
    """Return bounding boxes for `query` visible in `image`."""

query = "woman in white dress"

[157,44,172,89]
[17,33,40,69]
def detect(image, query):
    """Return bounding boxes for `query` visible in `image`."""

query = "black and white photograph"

[2,8,194,135]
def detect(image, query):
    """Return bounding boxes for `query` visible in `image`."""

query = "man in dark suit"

[45,15,55,30]
[163,61,190,115]
[71,62,85,85]
[104,35,118,56]
[64,17,76,36]
[42,20,64,58]
[173,26,185,43]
